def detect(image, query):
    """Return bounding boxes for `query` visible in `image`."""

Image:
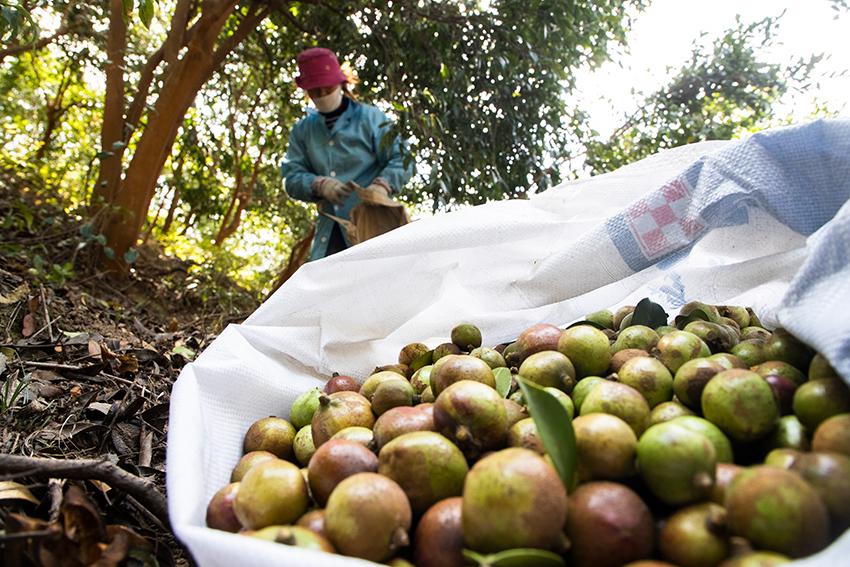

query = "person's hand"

[312,176,353,205]
[366,178,392,198]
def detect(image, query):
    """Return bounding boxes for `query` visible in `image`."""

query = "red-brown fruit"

[308,439,379,506]
[415,497,465,567]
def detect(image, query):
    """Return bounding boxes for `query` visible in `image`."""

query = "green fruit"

[725,466,829,557]
[660,503,729,567]
[470,347,507,369]
[558,325,611,378]
[718,305,750,328]
[683,321,739,353]
[573,413,637,480]
[701,369,779,442]
[308,438,379,506]
[360,370,409,401]
[789,451,850,531]
[752,361,806,387]
[636,421,716,505]
[649,401,695,426]
[246,525,335,552]
[572,376,606,411]
[234,460,309,529]
[730,340,767,367]
[763,448,801,469]
[611,325,659,354]
[507,417,544,455]
[655,331,711,373]
[290,388,322,429]
[812,413,850,456]
[371,378,416,415]
[518,350,576,392]
[566,482,653,567]
[379,431,468,515]
[431,354,496,396]
[420,386,435,403]
[243,416,297,460]
[655,325,678,337]
[324,473,412,562]
[616,356,674,408]
[671,415,734,463]
[793,378,850,431]
[585,309,615,329]
[673,358,724,411]
[613,305,635,330]
[399,342,430,366]
[231,450,277,482]
[740,326,772,342]
[764,329,813,371]
[410,364,433,394]
[708,352,748,370]
[433,342,462,361]
[543,386,574,420]
[618,312,634,331]
[311,391,375,447]
[759,415,809,453]
[433,380,508,457]
[293,425,317,466]
[581,380,650,437]
[718,551,790,567]
[462,448,567,553]
[451,323,483,351]
[808,353,838,380]
[678,301,721,323]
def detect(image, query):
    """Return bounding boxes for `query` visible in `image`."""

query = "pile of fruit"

[204,300,850,567]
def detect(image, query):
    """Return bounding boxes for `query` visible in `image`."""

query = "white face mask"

[312,87,343,113]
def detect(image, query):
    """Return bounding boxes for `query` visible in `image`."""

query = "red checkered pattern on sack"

[626,178,704,259]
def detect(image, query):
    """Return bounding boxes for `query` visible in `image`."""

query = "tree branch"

[0,454,169,528]
[0,26,70,61]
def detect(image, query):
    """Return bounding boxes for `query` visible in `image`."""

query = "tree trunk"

[90,0,127,212]
[99,1,267,269]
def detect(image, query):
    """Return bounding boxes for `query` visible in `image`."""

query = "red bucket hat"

[295,48,347,90]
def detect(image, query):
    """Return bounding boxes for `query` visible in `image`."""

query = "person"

[281,47,414,261]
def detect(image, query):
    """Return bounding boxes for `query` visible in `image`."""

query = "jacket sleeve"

[370,108,415,194]
[281,124,320,203]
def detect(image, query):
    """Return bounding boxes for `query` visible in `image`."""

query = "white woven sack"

[168,119,850,566]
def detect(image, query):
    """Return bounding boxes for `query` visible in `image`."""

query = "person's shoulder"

[292,110,321,133]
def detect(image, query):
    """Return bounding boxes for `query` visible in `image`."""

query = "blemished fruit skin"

[792,378,850,431]
[558,325,611,378]
[433,380,508,456]
[311,391,375,447]
[414,497,466,567]
[373,404,435,449]
[462,448,567,553]
[233,459,309,530]
[242,416,297,460]
[655,331,711,373]
[789,451,850,531]
[581,380,651,437]
[724,466,830,558]
[617,356,674,408]
[566,481,654,567]
[324,473,412,562]
[378,431,469,515]
[701,369,779,442]
[673,358,725,411]
[245,525,335,553]
[636,421,716,506]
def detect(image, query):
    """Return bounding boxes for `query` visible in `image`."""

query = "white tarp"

[167,119,850,566]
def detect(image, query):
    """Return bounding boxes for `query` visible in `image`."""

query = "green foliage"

[0,0,37,44]
[584,17,820,174]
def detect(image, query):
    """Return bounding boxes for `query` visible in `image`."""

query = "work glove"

[365,178,392,199]
[312,176,353,205]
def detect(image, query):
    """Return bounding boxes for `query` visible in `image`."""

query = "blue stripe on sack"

[608,120,850,272]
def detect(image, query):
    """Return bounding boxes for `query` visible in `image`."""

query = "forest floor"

[0,168,261,566]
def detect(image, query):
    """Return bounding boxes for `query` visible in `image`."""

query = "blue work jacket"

[281,98,414,261]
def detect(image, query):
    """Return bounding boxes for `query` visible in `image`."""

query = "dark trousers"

[326,222,348,257]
